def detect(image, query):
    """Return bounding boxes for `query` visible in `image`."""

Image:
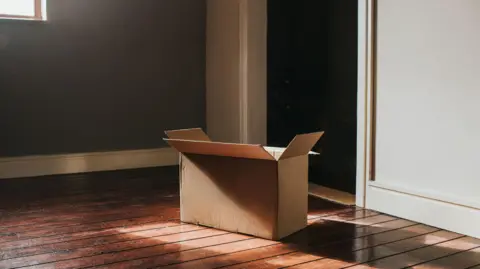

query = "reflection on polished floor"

[0,167,479,269]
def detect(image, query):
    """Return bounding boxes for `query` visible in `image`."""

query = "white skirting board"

[0,148,179,179]
[367,185,480,239]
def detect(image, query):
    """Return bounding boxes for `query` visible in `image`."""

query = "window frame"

[0,0,45,21]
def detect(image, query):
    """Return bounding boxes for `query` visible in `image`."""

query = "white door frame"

[355,0,374,208]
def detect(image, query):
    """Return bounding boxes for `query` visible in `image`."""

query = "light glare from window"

[0,0,35,17]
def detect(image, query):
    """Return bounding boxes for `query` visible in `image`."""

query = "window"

[0,0,46,20]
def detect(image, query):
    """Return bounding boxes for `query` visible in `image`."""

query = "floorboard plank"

[1,194,179,229]
[0,213,180,245]
[348,236,480,269]
[0,203,180,244]
[305,196,351,218]
[287,230,461,268]
[410,246,480,269]
[3,228,228,268]
[1,221,185,259]
[0,167,477,269]
[30,233,249,269]
[11,209,362,268]
[159,210,384,269]
[214,218,416,268]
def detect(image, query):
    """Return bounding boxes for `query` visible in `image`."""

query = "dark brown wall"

[0,0,206,157]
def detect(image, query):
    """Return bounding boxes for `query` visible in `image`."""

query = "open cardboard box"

[164,128,324,240]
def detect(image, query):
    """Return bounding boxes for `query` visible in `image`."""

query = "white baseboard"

[367,185,480,239]
[0,148,179,179]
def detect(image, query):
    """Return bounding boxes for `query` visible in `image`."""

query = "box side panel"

[165,139,275,160]
[276,155,309,239]
[180,154,278,239]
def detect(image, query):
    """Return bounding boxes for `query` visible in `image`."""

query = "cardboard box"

[164,128,324,240]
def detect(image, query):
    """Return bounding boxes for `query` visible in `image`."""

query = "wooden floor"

[0,167,479,269]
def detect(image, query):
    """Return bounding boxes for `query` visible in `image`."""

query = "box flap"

[164,139,276,161]
[279,131,324,160]
[165,128,211,141]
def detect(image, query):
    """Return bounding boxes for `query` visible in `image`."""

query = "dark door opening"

[267,0,358,194]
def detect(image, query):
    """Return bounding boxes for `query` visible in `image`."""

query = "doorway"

[267,0,358,195]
